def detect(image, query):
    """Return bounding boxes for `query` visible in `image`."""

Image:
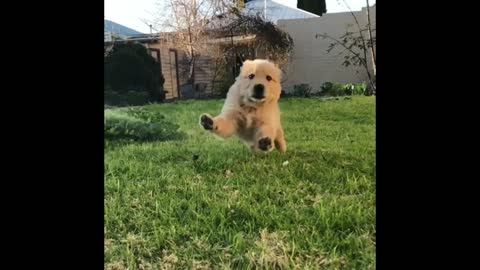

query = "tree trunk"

[366,0,376,78]
[187,23,195,85]
[189,53,195,85]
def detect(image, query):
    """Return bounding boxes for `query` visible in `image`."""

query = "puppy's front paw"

[200,114,214,130]
[258,137,273,151]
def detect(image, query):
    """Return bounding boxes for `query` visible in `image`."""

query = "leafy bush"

[293,84,313,97]
[354,82,367,95]
[105,91,126,106]
[320,82,347,96]
[343,83,355,95]
[104,43,165,102]
[321,82,333,95]
[287,82,371,98]
[125,107,171,123]
[105,91,153,106]
[320,82,343,96]
[125,91,150,106]
[104,108,182,142]
[342,82,368,96]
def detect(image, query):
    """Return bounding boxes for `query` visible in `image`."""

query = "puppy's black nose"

[253,84,265,98]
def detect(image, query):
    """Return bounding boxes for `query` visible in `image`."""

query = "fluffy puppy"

[199,59,287,153]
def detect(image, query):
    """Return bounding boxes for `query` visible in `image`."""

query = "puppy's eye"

[266,75,272,81]
[248,74,255,79]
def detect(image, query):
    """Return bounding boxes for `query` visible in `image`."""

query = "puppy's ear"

[243,59,253,64]
[274,65,282,82]
[240,60,255,77]
[269,62,282,83]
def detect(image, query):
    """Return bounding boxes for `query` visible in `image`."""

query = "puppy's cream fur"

[199,59,287,153]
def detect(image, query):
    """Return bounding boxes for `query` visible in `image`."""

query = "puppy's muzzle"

[250,84,266,102]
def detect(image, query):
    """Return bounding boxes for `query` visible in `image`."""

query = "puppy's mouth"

[248,96,266,103]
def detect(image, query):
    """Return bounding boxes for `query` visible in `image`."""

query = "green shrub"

[104,108,182,142]
[354,82,367,95]
[104,91,151,106]
[320,82,345,96]
[332,83,344,96]
[343,83,355,95]
[320,82,333,96]
[104,91,126,106]
[125,107,169,123]
[104,43,165,102]
[125,91,150,106]
[342,83,368,96]
[293,83,313,97]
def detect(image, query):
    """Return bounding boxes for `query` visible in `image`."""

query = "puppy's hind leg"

[254,125,276,152]
[274,127,287,153]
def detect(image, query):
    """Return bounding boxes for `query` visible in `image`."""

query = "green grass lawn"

[104,96,376,270]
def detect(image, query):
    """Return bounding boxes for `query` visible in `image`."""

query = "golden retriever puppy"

[199,59,287,153]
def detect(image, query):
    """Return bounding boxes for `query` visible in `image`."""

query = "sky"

[104,0,376,34]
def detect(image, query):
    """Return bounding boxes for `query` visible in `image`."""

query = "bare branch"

[318,32,375,91]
